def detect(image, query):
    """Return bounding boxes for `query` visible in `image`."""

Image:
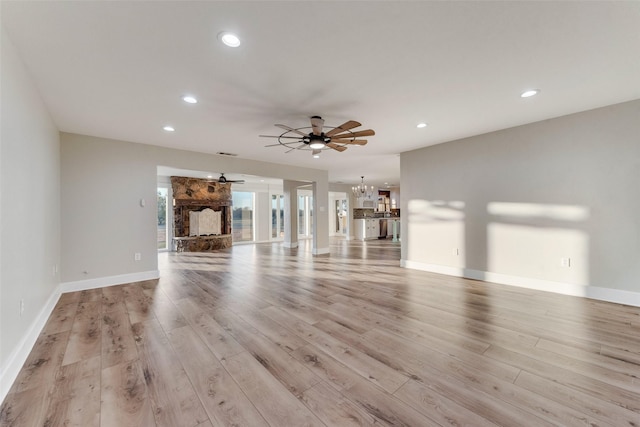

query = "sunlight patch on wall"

[487,202,590,287]
[488,202,589,221]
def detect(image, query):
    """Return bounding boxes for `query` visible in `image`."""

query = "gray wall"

[61,133,329,283]
[401,100,640,297]
[1,30,61,384]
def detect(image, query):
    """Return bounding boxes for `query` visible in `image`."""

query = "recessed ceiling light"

[207,175,213,178]
[313,154,320,159]
[163,126,175,132]
[521,89,539,98]
[218,32,241,47]
[417,123,427,128]
[182,95,198,104]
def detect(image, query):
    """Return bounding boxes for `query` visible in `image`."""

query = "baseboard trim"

[312,247,330,255]
[0,284,62,402]
[1,269,161,402]
[60,270,160,293]
[401,259,640,308]
[283,242,299,248]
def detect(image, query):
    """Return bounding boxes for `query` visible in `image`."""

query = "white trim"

[60,270,160,293]
[232,239,277,246]
[232,240,259,246]
[312,247,330,255]
[1,269,161,402]
[1,284,62,402]
[283,242,298,248]
[401,260,640,308]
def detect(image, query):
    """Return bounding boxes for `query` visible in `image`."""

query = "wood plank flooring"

[2,238,640,426]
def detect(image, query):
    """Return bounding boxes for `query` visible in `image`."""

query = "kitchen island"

[353,216,400,241]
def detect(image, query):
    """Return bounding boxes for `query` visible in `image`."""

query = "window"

[298,192,313,237]
[157,187,169,250]
[232,191,254,242]
[271,194,284,239]
[335,198,347,235]
[298,195,305,235]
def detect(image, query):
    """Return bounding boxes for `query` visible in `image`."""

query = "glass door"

[271,193,284,239]
[298,191,313,238]
[232,191,255,242]
[157,187,169,250]
[335,198,347,235]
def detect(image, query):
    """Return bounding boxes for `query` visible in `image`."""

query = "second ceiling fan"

[208,173,244,184]
[261,116,374,156]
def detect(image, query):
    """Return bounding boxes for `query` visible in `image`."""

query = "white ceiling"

[3,1,639,188]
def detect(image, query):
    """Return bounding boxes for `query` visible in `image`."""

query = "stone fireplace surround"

[170,176,232,251]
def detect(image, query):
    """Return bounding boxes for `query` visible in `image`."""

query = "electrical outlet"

[134,252,141,261]
[560,257,571,267]
[453,248,459,256]
[20,299,24,316]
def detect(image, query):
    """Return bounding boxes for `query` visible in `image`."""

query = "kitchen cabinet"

[354,218,380,240]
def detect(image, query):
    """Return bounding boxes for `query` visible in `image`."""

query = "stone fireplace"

[170,176,232,251]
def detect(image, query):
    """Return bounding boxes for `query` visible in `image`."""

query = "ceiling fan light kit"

[261,115,374,156]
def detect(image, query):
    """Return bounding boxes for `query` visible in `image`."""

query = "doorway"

[157,186,172,251]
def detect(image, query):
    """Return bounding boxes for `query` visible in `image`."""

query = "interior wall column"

[312,178,330,255]
[348,192,357,240]
[283,179,299,248]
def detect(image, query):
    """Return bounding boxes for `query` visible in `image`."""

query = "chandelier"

[352,176,375,199]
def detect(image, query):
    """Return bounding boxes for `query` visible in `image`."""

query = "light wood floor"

[2,238,640,426]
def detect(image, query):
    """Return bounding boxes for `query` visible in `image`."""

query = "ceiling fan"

[210,173,244,184]
[260,116,374,156]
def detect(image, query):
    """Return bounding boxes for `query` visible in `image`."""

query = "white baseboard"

[60,270,160,293]
[283,242,299,248]
[312,247,330,255]
[0,283,62,402]
[0,269,161,403]
[401,259,640,308]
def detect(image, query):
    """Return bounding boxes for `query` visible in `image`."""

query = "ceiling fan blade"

[325,120,361,137]
[326,142,347,152]
[331,129,375,139]
[275,124,306,136]
[310,116,324,136]
[285,143,305,153]
[229,180,245,184]
[331,139,368,145]
[259,135,303,139]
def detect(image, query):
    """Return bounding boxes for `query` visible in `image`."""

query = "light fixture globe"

[306,133,329,149]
